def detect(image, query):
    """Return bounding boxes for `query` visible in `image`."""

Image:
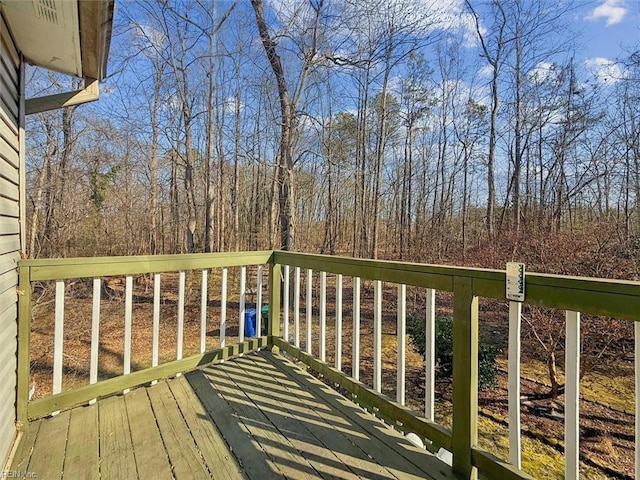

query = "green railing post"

[452,276,479,480]
[268,261,281,353]
[16,263,32,428]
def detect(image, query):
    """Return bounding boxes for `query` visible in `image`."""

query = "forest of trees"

[23,0,640,276]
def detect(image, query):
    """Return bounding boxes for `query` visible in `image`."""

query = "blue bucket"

[244,308,257,337]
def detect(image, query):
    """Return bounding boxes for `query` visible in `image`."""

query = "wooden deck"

[9,351,453,480]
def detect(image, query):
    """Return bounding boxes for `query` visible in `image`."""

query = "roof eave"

[78,0,114,80]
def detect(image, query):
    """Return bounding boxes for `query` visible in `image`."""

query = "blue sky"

[580,0,638,79]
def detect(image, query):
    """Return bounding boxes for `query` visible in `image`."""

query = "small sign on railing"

[506,262,525,302]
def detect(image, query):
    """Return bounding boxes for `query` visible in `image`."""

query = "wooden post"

[17,264,32,427]
[452,276,478,480]
[268,262,281,353]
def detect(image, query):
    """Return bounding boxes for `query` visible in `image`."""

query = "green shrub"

[407,315,498,390]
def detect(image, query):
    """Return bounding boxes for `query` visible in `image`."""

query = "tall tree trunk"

[204,25,216,253]
[150,63,162,254]
[251,0,297,250]
[232,80,241,251]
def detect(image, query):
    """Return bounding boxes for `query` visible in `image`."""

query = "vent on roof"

[35,0,59,25]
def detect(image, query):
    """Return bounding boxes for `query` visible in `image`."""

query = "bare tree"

[250,0,325,250]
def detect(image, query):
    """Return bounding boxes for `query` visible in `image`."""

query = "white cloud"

[585,0,628,26]
[425,0,484,46]
[584,57,623,83]
[528,62,556,83]
[478,64,493,78]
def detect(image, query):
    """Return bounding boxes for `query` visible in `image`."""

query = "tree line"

[24,0,640,270]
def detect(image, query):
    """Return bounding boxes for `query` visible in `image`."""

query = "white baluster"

[320,271,326,362]
[239,266,246,343]
[177,271,185,360]
[425,288,435,421]
[200,269,208,353]
[508,301,522,469]
[373,280,382,393]
[306,269,313,354]
[353,277,360,381]
[221,268,227,348]
[284,265,290,342]
[257,265,263,335]
[565,310,581,480]
[397,284,406,406]
[336,274,343,371]
[294,267,300,348]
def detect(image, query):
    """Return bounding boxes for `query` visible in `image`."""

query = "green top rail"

[273,251,640,321]
[18,249,640,320]
[21,251,273,281]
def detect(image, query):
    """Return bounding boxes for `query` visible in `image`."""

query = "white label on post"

[506,262,525,302]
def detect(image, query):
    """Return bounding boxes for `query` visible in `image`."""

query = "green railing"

[16,250,640,480]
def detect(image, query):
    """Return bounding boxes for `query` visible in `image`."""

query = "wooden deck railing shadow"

[189,353,451,480]
[16,250,640,480]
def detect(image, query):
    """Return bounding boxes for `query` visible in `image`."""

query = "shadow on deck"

[10,351,453,479]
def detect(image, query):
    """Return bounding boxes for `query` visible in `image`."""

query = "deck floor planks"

[146,379,211,479]
[123,386,173,480]
[9,420,41,474]
[62,404,99,480]
[235,354,399,480]
[221,357,360,480]
[261,352,453,480]
[186,369,287,480]
[168,375,246,480]
[99,395,138,479]
[27,410,70,479]
[202,363,323,479]
[14,352,453,480]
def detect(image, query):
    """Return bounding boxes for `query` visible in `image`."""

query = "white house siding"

[0,10,21,467]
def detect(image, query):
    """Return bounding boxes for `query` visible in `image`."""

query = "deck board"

[124,386,173,480]
[203,364,321,479]
[147,380,211,479]
[99,395,137,479]
[187,368,287,479]
[237,355,397,480]
[63,404,99,480]
[27,410,69,479]
[10,421,40,475]
[262,352,454,480]
[218,359,360,480]
[11,351,453,480]
[167,375,245,479]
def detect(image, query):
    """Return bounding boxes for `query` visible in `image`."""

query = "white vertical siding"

[0,10,21,467]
